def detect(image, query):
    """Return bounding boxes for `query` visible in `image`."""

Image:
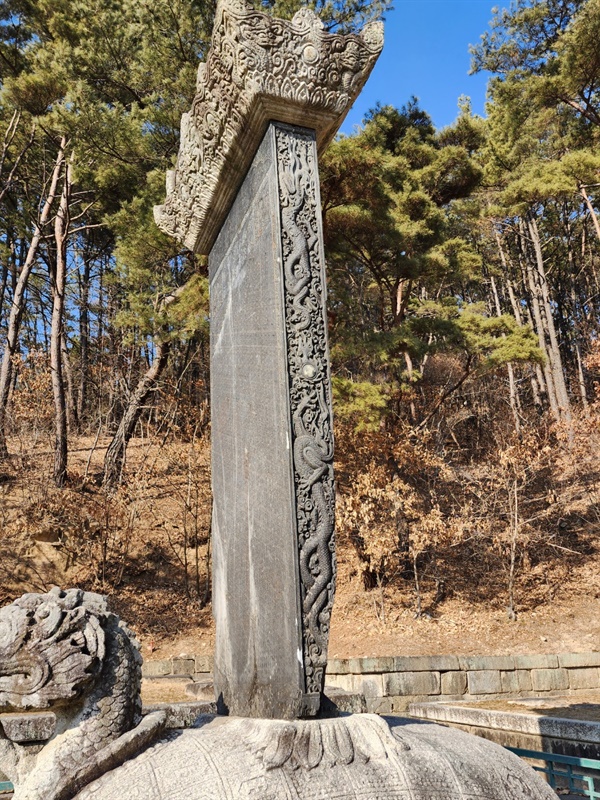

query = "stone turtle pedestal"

[0,590,558,800]
[74,713,557,800]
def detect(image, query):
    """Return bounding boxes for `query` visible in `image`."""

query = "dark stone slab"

[209,122,335,720]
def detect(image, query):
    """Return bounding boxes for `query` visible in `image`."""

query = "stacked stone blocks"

[143,652,600,713]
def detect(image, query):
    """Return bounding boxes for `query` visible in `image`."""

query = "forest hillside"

[2,0,600,656]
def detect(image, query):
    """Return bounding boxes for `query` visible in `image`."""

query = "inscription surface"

[209,123,334,718]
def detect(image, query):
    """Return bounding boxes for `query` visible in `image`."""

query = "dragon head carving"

[0,588,108,711]
[0,589,165,800]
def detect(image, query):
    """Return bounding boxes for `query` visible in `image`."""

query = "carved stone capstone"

[153,0,383,254]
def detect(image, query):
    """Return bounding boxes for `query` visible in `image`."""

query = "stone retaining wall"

[326,653,600,713]
[143,652,600,713]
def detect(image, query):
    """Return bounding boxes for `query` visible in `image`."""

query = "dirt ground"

[147,593,600,661]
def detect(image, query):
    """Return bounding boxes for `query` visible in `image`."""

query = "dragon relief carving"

[153,0,383,254]
[275,125,335,698]
[0,588,165,800]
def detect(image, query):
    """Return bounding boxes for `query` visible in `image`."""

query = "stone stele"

[0,589,558,800]
[154,0,383,720]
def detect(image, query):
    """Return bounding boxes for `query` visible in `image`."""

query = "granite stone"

[531,667,569,692]
[559,652,600,668]
[73,714,557,800]
[467,669,502,695]
[441,670,467,696]
[384,671,441,696]
[568,667,600,690]
[0,712,56,743]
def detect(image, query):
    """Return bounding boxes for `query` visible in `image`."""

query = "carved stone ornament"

[275,124,335,698]
[153,0,383,254]
[0,589,166,800]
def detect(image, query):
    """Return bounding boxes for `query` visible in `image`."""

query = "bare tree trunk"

[490,266,521,435]
[77,253,91,424]
[519,234,559,420]
[566,218,589,409]
[580,185,600,243]
[102,339,170,492]
[507,478,519,621]
[0,113,35,208]
[403,351,417,422]
[0,136,66,458]
[61,330,79,431]
[526,213,571,425]
[50,155,72,487]
[0,234,13,316]
[499,239,545,412]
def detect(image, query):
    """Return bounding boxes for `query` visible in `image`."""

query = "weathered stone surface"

[354,656,395,673]
[142,701,217,729]
[531,667,569,692]
[171,658,195,676]
[326,673,354,693]
[141,660,171,678]
[513,654,558,670]
[501,669,533,694]
[184,680,214,701]
[568,667,600,690]
[327,658,352,674]
[321,688,367,715]
[210,122,336,718]
[153,0,383,254]
[365,696,395,714]
[393,655,459,672]
[441,670,467,696]
[468,669,502,695]
[384,671,441,696]
[0,712,56,743]
[0,589,167,800]
[73,713,556,800]
[352,673,384,698]
[410,701,600,747]
[559,652,600,668]
[459,655,515,671]
[194,655,213,674]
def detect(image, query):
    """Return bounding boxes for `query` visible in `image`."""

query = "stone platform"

[410,697,600,759]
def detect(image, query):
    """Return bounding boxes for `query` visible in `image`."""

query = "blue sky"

[341,0,499,134]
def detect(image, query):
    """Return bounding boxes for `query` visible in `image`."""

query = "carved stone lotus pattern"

[153,0,383,253]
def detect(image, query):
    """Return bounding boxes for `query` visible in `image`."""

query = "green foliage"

[332,377,389,431]
[470,0,584,76]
